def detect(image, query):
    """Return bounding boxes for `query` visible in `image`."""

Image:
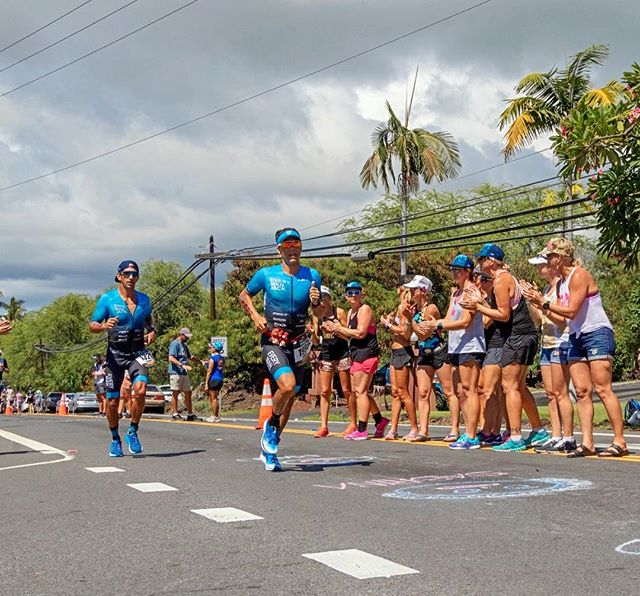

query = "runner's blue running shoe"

[492,437,527,452]
[125,431,143,454]
[261,419,279,455]
[449,434,481,450]
[259,450,281,472]
[524,428,550,447]
[109,439,123,457]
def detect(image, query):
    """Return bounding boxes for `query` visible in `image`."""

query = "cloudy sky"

[0,0,637,308]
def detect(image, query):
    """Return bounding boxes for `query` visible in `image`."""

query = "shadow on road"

[134,449,207,459]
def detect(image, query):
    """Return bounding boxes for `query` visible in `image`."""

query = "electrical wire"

[0,0,201,98]
[0,1,94,55]
[0,0,494,193]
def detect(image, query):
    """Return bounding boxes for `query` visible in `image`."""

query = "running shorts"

[416,346,446,370]
[390,346,414,369]
[261,343,304,392]
[449,352,485,367]
[319,356,351,372]
[350,356,379,375]
[501,334,538,367]
[207,379,224,391]
[104,349,149,399]
[483,347,503,367]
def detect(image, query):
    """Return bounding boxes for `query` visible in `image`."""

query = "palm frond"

[514,71,554,95]
[566,44,609,81]
[580,81,624,108]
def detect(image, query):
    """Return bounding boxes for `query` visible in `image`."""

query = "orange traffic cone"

[5,403,13,415]
[58,395,68,416]
[255,378,273,429]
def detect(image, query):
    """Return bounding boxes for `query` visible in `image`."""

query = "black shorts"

[261,344,304,393]
[104,349,149,399]
[501,334,538,367]
[390,346,414,369]
[208,379,223,391]
[416,346,446,370]
[449,352,485,367]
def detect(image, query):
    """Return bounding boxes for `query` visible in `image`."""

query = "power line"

[0,1,94,55]
[0,0,201,98]
[0,0,494,194]
[0,0,140,75]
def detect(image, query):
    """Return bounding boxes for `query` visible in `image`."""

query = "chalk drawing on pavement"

[383,477,593,500]
[615,539,640,555]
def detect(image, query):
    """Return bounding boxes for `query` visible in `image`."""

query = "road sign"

[210,336,228,355]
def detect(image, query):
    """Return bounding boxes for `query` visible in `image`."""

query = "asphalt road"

[1,414,639,595]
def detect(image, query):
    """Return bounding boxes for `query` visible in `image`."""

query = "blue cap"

[212,341,224,352]
[449,254,474,270]
[475,243,505,261]
[345,281,362,290]
[276,229,302,244]
[115,260,139,281]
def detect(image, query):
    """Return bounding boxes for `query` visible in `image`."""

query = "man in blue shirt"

[90,260,156,457]
[240,227,322,471]
[167,327,201,421]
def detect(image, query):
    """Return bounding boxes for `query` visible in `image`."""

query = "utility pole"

[209,235,216,320]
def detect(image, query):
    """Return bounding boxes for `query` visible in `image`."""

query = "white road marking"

[303,549,420,579]
[615,539,640,555]
[127,482,178,493]
[85,467,125,473]
[191,507,263,523]
[0,429,75,472]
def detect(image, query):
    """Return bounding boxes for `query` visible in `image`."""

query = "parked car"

[44,392,64,413]
[158,384,172,402]
[68,392,99,413]
[144,384,166,414]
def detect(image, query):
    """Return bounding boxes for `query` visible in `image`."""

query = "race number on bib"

[135,350,156,367]
[293,336,312,364]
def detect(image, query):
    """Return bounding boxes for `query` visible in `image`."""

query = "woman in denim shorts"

[523,237,627,458]
[524,253,575,453]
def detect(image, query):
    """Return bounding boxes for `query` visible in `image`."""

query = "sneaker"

[543,438,577,453]
[171,413,183,421]
[259,450,282,472]
[500,430,511,443]
[186,413,201,422]
[492,437,527,452]
[524,428,550,447]
[384,429,399,441]
[343,423,357,436]
[261,419,279,455]
[534,438,561,452]
[478,431,493,446]
[314,427,329,438]
[449,434,481,450]
[212,416,221,423]
[124,431,143,455]
[373,417,390,439]
[109,439,123,457]
[344,429,369,441]
[123,412,131,419]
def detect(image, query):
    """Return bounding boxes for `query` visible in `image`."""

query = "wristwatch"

[437,322,444,331]
[542,301,551,311]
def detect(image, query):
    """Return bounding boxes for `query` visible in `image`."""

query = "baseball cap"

[448,254,474,270]
[114,260,139,282]
[528,253,548,265]
[179,327,192,338]
[212,341,224,352]
[320,285,331,297]
[403,274,433,292]
[275,228,302,244]
[345,281,362,290]
[475,243,505,261]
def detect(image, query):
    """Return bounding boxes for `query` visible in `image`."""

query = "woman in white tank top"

[523,237,627,458]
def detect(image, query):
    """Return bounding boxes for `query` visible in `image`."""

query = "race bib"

[293,336,312,364]
[135,350,156,367]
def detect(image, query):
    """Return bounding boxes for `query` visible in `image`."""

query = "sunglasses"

[280,239,302,249]
[345,289,362,296]
[449,267,466,273]
[480,276,493,283]
[120,271,139,278]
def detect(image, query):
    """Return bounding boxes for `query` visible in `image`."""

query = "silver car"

[68,392,100,413]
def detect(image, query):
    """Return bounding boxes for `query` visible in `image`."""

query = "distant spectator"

[0,317,11,336]
[0,350,9,393]
[205,341,225,423]
[92,354,107,416]
[167,328,201,421]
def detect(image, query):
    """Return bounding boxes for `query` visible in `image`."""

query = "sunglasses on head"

[345,289,362,296]
[279,239,301,249]
[120,271,139,278]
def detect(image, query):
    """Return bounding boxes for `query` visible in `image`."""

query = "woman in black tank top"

[310,287,354,437]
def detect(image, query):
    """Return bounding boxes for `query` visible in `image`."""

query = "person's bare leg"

[541,365,561,438]
[502,363,526,438]
[184,390,193,415]
[129,381,146,424]
[552,363,573,437]
[569,361,595,451]
[208,390,219,417]
[480,364,502,435]
[171,390,180,415]
[318,369,334,432]
[388,367,402,433]
[396,365,418,433]
[106,397,120,431]
[590,359,626,448]
[415,366,434,436]
[522,384,542,428]
[458,362,480,439]
[438,362,459,436]
[272,372,297,431]
[337,369,356,429]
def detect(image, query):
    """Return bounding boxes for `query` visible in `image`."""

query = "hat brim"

[528,256,547,265]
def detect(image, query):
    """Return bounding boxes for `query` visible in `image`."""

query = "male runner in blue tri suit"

[239,228,322,471]
[90,260,156,457]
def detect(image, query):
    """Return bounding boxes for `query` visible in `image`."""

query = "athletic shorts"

[390,346,414,369]
[449,352,485,367]
[483,347,503,367]
[416,346,446,370]
[170,374,191,392]
[93,382,106,395]
[540,346,569,366]
[568,327,615,362]
[350,356,379,375]
[207,379,223,391]
[502,334,538,367]
[104,350,149,399]
[261,344,304,392]
[319,356,351,372]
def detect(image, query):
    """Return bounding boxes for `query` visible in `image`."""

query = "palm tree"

[498,44,623,235]
[0,296,26,322]
[360,70,461,275]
